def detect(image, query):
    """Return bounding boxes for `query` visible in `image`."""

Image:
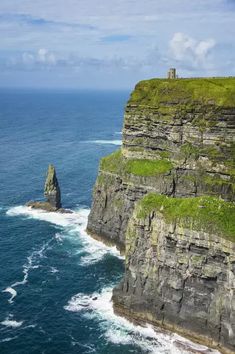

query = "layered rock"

[87,77,235,352]
[87,79,235,252]
[113,194,235,353]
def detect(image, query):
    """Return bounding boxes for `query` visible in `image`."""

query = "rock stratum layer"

[87,77,235,353]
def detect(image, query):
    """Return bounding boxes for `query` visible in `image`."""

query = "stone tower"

[168,68,177,79]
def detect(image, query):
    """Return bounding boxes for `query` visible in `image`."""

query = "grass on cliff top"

[100,149,172,177]
[137,193,235,242]
[129,77,235,107]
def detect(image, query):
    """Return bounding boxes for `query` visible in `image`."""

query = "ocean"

[0,89,218,354]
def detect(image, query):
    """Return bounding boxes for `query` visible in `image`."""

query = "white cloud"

[169,32,216,68]
[37,48,56,64]
[22,48,56,67]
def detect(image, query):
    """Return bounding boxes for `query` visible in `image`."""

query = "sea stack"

[44,164,61,209]
[27,164,64,212]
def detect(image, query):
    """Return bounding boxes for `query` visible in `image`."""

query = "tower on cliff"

[167,68,177,79]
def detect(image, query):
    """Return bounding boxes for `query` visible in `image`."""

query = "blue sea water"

[0,89,218,354]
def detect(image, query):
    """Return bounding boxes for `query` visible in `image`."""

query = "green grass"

[125,159,172,176]
[129,77,235,107]
[100,150,123,174]
[100,149,173,177]
[137,193,235,241]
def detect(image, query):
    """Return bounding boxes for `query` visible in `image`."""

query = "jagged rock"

[44,164,61,209]
[26,164,71,213]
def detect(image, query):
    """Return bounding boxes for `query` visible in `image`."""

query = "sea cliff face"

[87,77,235,352]
[113,195,235,353]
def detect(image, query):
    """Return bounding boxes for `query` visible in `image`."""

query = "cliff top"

[128,77,235,107]
[137,193,235,242]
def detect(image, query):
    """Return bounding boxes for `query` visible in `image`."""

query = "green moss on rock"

[137,193,235,241]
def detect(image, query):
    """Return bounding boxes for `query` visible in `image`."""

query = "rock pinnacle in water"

[44,164,61,209]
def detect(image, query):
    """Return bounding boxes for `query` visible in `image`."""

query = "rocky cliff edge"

[87,77,235,353]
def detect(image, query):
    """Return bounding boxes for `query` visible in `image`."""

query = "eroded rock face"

[87,78,235,250]
[112,208,235,353]
[87,77,235,352]
[44,164,61,209]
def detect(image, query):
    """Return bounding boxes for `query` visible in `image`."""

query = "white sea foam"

[2,288,17,304]
[6,206,80,227]
[49,267,59,274]
[86,139,122,146]
[1,315,23,329]
[6,206,122,268]
[65,287,220,354]
[71,211,122,265]
[0,336,19,343]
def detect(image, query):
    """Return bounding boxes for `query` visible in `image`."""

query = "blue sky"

[0,0,234,89]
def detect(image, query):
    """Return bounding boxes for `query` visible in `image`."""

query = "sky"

[0,0,235,89]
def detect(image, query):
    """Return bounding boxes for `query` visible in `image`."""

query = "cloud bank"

[0,0,234,88]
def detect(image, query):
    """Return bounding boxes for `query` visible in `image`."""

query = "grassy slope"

[129,77,235,107]
[100,150,172,177]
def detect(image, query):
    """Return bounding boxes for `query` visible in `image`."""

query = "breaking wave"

[1,315,23,329]
[86,139,122,146]
[6,205,122,277]
[64,287,219,354]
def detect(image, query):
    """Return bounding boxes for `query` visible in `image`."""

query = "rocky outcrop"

[44,164,61,209]
[87,77,235,352]
[27,164,69,213]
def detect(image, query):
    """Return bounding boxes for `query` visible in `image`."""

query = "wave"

[1,315,23,329]
[65,287,220,354]
[2,287,17,304]
[6,206,80,227]
[86,139,122,146]
[49,267,59,274]
[0,336,19,343]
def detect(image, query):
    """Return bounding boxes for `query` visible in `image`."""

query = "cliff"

[113,195,235,352]
[87,77,235,352]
